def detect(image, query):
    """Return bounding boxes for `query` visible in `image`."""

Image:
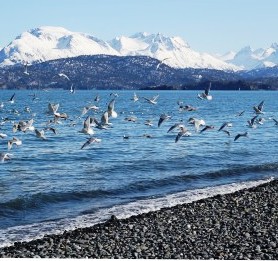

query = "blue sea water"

[0,89,277,247]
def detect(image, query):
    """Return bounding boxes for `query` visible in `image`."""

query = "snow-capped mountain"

[218,43,278,70]
[0,26,239,71]
[109,32,239,71]
[0,26,119,66]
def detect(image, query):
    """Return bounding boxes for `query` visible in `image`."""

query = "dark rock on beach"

[0,179,277,259]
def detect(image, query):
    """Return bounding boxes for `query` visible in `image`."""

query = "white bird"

[247,115,258,128]
[107,99,118,118]
[253,100,264,114]
[48,103,59,114]
[81,137,101,150]
[58,73,70,81]
[100,111,111,126]
[8,137,22,150]
[81,105,99,116]
[158,114,171,127]
[35,129,46,140]
[70,84,75,94]
[198,82,212,100]
[132,93,139,102]
[23,63,29,75]
[188,117,206,132]
[143,95,159,105]
[79,116,94,135]
[218,122,232,132]
[175,126,191,143]
[167,122,184,133]
[0,133,7,139]
[156,58,169,70]
[0,152,12,162]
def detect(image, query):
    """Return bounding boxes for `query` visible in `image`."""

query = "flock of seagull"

[0,82,277,163]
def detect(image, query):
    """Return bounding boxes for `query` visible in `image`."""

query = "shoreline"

[0,179,277,259]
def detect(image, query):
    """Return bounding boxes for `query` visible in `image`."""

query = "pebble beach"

[0,179,277,259]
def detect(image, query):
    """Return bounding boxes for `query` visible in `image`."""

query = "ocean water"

[0,89,277,247]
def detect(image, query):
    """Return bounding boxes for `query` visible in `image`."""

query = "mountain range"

[0,26,278,72]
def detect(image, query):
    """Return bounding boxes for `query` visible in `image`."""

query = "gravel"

[1,179,277,259]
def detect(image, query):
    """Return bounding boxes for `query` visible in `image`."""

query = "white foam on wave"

[0,177,274,248]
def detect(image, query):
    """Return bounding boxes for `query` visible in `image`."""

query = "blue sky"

[1,0,277,54]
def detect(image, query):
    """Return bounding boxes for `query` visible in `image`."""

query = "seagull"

[247,115,258,128]
[94,94,100,103]
[218,122,232,132]
[156,58,169,70]
[79,116,94,135]
[253,101,264,114]
[107,99,118,118]
[35,129,46,140]
[8,137,22,150]
[144,120,153,127]
[13,119,34,133]
[143,95,159,105]
[234,132,248,141]
[0,152,12,162]
[48,103,59,114]
[158,114,171,127]
[200,125,214,133]
[236,110,245,117]
[44,127,57,135]
[198,82,212,100]
[0,133,7,139]
[175,126,191,143]
[100,111,111,127]
[81,137,101,150]
[179,105,197,112]
[222,130,231,136]
[23,63,29,75]
[167,122,184,133]
[70,84,75,94]
[188,117,206,132]
[93,117,109,130]
[124,116,137,122]
[9,93,16,104]
[131,93,139,102]
[81,105,99,116]
[272,118,278,125]
[58,73,70,81]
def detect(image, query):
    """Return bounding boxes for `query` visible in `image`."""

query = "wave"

[0,177,274,248]
[1,161,277,216]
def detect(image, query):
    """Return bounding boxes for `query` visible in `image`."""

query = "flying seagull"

[81,137,101,150]
[234,132,248,141]
[58,73,70,81]
[156,58,169,70]
[253,100,264,114]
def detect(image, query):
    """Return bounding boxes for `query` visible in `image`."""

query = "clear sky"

[1,0,277,54]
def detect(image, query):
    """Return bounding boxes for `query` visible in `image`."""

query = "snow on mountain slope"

[219,43,278,70]
[109,32,239,71]
[0,26,239,71]
[0,26,119,66]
